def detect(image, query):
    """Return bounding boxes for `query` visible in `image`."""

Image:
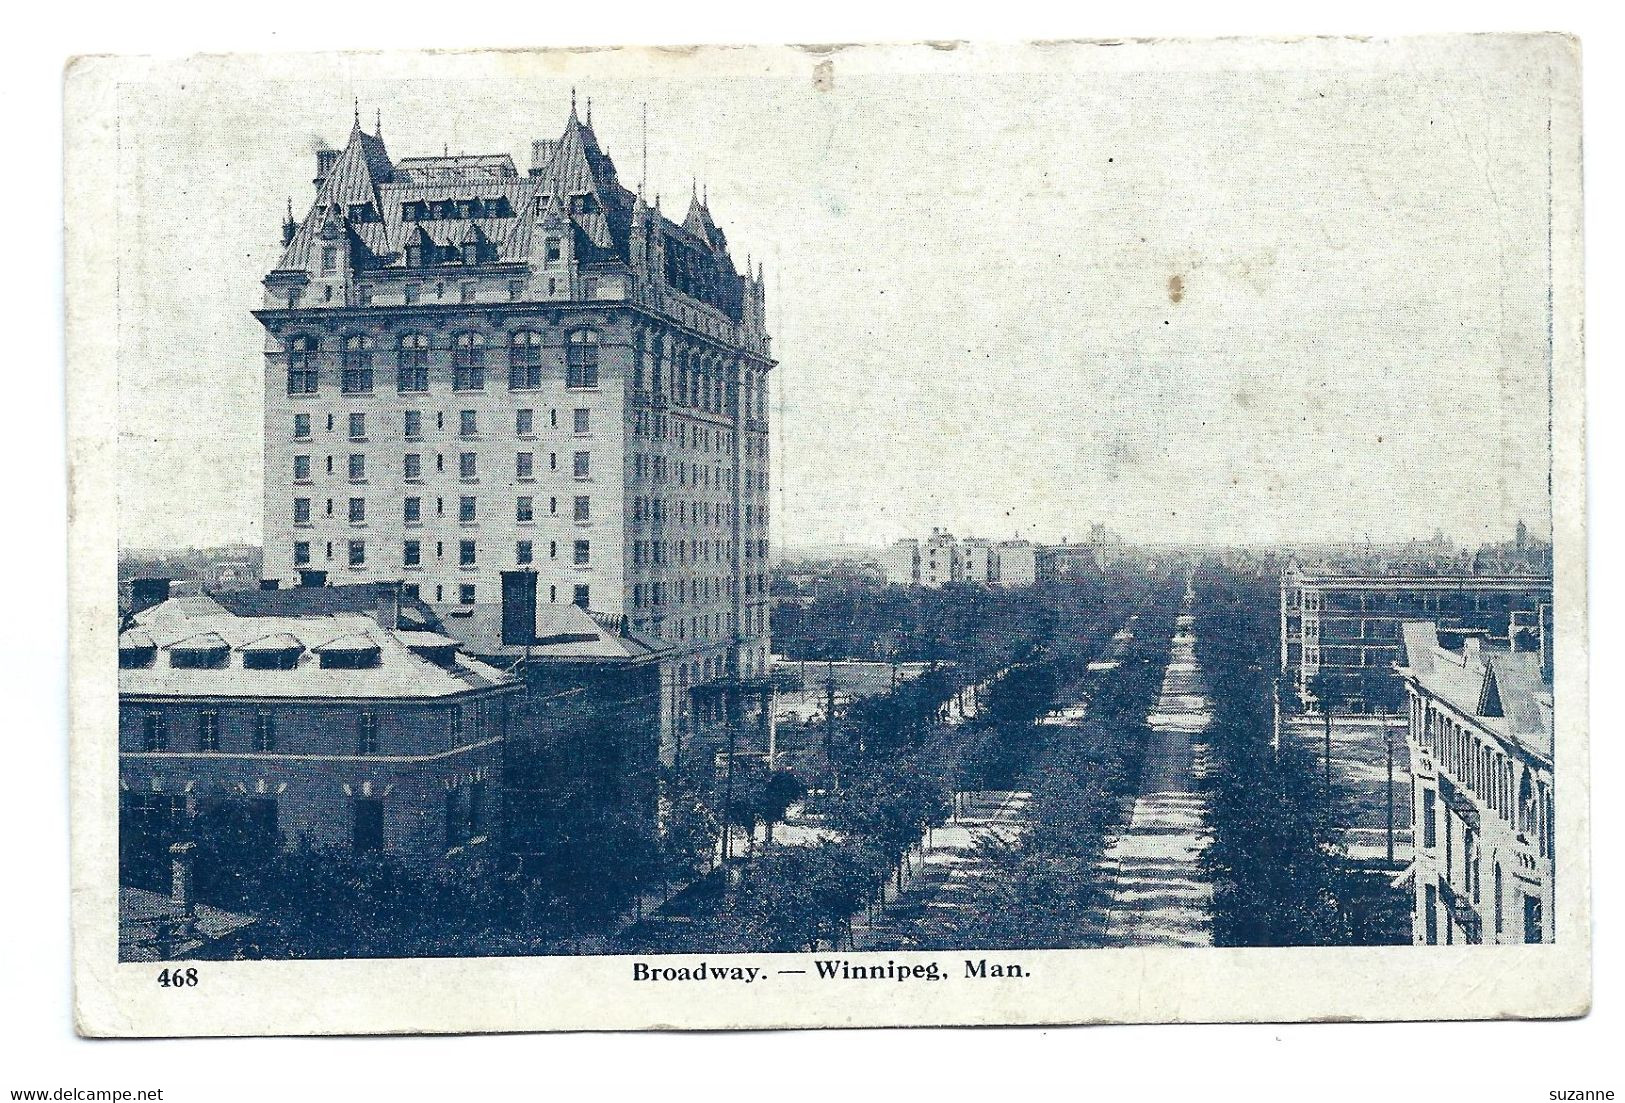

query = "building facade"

[254,102,774,745]
[1397,621,1554,945]
[921,529,962,587]
[118,585,520,871]
[991,540,1037,587]
[882,538,921,586]
[961,538,993,584]
[1279,561,1552,712]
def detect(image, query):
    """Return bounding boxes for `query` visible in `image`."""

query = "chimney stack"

[501,570,538,647]
[375,579,402,631]
[169,841,197,916]
[129,578,172,616]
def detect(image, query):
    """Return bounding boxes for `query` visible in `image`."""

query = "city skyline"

[117,66,1554,551]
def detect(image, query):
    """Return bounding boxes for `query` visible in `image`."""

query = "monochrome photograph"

[64,32,1588,1035]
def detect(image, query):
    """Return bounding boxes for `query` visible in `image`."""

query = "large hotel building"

[253,102,775,731]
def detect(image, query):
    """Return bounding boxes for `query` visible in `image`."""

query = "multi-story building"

[117,581,519,871]
[253,100,774,747]
[1279,560,1552,712]
[882,538,921,587]
[1397,620,1554,945]
[921,528,962,587]
[990,540,1036,587]
[961,537,993,584]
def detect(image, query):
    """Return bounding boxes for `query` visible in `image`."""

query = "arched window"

[509,331,543,390]
[566,329,599,389]
[286,335,320,394]
[340,335,374,394]
[397,333,430,393]
[453,332,485,391]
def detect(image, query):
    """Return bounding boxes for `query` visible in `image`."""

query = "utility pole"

[824,661,838,791]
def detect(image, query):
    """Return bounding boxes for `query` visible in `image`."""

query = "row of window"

[295,407,593,441]
[286,331,599,395]
[293,493,592,526]
[293,537,590,571]
[293,450,592,482]
[135,701,500,755]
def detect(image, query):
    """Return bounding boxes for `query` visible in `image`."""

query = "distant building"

[1398,619,1553,945]
[961,538,993,584]
[991,540,1037,587]
[921,529,962,586]
[118,580,519,870]
[1279,560,1552,712]
[882,539,920,586]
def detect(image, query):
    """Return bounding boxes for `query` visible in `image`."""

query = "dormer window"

[321,246,338,274]
[545,237,562,264]
[118,628,157,669]
[462,242,478,265]
[241,633,304,671]
[316,634,382,670]
[168,633,230,670]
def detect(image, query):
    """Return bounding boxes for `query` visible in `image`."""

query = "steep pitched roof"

[275,119,395,272]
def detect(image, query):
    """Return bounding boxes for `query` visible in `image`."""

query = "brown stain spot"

[812,59,834,92]
[1167,274,1185,304]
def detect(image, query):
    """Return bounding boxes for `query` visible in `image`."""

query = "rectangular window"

[404,497,421,524]
[293,498,311,524]
[348,540,366,567]
[348,497,366,523]
[356,711,379,754]
[460,496,477,523]
[573,451,590,478]
[404,409,423,439]
[545,237,561,263]
[404,283,419,304]
[321,245,338,273]
[348,454,366,481]
[573,584,590,609]
[294,413,311,439]
[459,583,476,605]
[516,540,533,565]
[574,495,590,522]
[574,539,590,566]
[141,711,166,752]
[516,452,534,480]
[1422,789,1438,849]
[1523,895,1544,944]
[460,539,477,567]
[460,410,478,437]
[516,496,534,523]
[198,711,220,752]
[348,412,366,440]
[404,453,422,480]
[293,541,311,567]
[508,279,524,301]
[253,712,277,753]
[293,455,311,481]
[404,539,421,567]
[573,407,591,434]
[516,409,534,436]
[459,282,476,304]
[460,453,477,480]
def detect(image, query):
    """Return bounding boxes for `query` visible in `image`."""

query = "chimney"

[375,579,402,632]
[297,569,328,589]
[129,578,172,616]
[169,841,197,916]
[259,578,281,591]
[500,570,538,647]
[313,147,340,191]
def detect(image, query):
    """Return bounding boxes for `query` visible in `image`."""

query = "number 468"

[157,967,198,988]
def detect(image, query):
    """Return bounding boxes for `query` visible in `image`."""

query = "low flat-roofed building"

[1397,620,1554,945]
[991,540,1037,587]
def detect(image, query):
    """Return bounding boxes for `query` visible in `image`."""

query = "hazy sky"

[114,46,1556,550]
